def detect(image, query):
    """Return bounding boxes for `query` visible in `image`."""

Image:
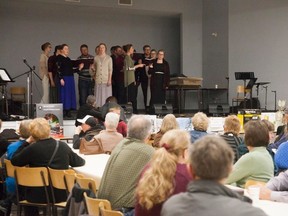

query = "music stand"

[234,72,255,109]
[0,68,14,115]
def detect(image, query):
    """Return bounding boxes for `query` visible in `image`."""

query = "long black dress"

[149,59,170,106]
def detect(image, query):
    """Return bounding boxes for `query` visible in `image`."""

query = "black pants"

[141,81,148,108]
[126,83,138,114]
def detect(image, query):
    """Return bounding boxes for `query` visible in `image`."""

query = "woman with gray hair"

[93,112,124,152]
[190,112,209,143]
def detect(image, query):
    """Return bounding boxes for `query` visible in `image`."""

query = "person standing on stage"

[48,45,61,103]
[56,44,83,117]
[148,49,170,110]
[39,42,52,104]
[111,46,125,104]
[123,44,145,114]
[77,44,94,106]
[90,43,113,108]
[139,45,152,112]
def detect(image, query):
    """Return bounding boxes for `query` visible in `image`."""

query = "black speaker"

[153,104,173,116]
[209,104,230,116]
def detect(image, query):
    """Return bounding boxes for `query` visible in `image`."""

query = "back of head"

[224,115,241,135]
[244,120,269,147]
[191,112,209,131]
[105,96,117,104]
[160,114,179,133]
[86,95,96,106]
[19,119,33,139]
[30,118,51,141]
[137,129,190,209]
[261,119,275,132]
[127,115,151,141]
[189,135,234,181]
[105,112,120,130]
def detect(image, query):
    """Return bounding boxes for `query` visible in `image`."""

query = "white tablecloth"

[69,145,110,189]
[253,200,288,216]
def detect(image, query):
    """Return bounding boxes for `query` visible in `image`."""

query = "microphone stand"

[13,59,42,119]
[271,90,277,111]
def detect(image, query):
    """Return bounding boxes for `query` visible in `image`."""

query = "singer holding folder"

[56,44,83,117]
[89,43,113,107]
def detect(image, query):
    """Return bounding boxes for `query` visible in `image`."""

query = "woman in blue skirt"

[56,44,83,117]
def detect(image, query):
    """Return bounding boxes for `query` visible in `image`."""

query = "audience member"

[0,120,32,215]
[48,45,61,103]
[109,106,127,137]
[11,118,85,215]
[56,44,83,117]
[262,119,276,144]
[90,43,113,107]
[259,169,288,203]
[135,129,192,216]
[262,119,277,173]
[220,115,244,163]
[274,141,288,173]
[77,44,94,106]
[226,120,274,188]
[92,112,123,152]
[98,115,154,214]
[75,95,102,126]
[101,96,126,122]
[73,115,103,149]
[0,120,10,157]
[153,114,179,147]
[190,112,209,143]
[148,49,170,111]
[39,42,52,104]
[123,44,145,114]
[161,135,267,216]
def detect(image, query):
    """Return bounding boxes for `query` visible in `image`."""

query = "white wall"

[229,0,288,110]
[0,0,202,110]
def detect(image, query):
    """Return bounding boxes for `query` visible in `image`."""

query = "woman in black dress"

[148,49,170,110]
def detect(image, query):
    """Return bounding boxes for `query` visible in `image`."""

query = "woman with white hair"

[93,112,124,152]
[190,112,209,143]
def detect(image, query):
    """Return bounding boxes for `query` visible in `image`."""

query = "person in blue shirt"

[0,120,33,215]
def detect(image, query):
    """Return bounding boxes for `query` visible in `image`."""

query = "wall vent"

[65,0,81,3]
[118,0,133,6]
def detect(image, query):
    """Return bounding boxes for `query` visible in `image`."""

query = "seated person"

[97,115,154,214]
[152,114,179,148]
[274,141,288,173]
[190,112,209,143]
[220,115,245,163]
[11,118,85,214]
[0,119,10,157]
[100,96,126,123]
[0,120,32,214]
[135,129,192,216]
[73,115,103,149]
[75,95,103,126]
[260,169,288,203]
[161,135,267,216]
[262,119,277,173]
[262,119,276,144]
[226,120,274,188]
[92,112,123,153]
[109,105,127,137]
